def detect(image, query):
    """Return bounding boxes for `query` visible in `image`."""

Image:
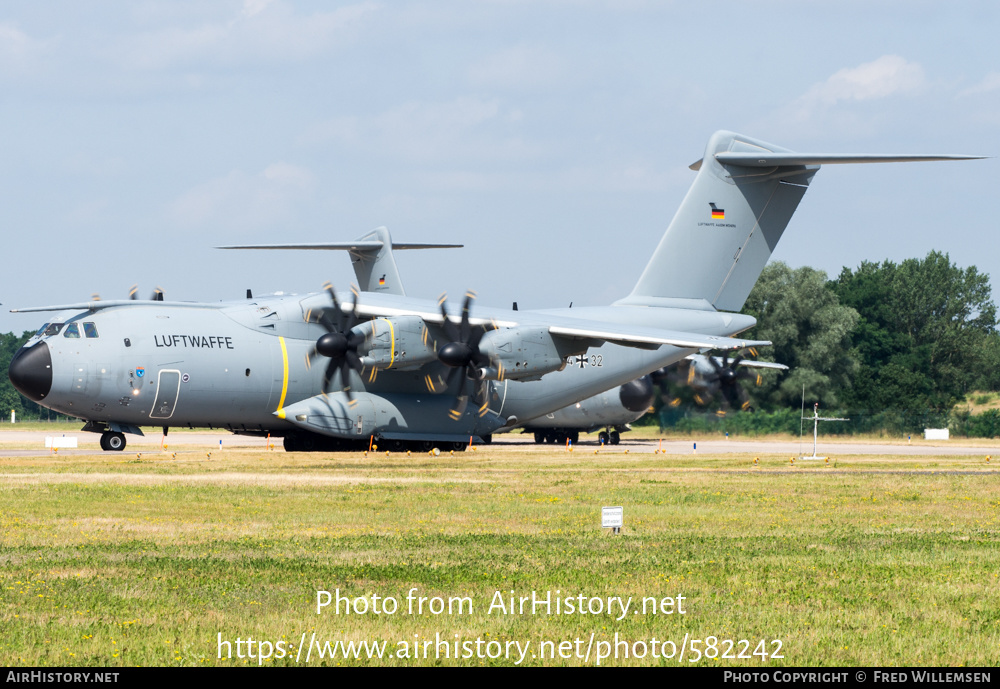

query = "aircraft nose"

[8,341,52,402]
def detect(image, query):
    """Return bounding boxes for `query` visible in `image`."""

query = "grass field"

[1,440,998,666]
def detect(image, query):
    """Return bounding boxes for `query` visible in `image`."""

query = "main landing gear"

[100,431,126,451]
[282,432,481,453]
[597,430,620,446]
[532,430,580,445]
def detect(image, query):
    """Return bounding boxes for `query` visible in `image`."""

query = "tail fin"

[350,226,406,295]
[619,130,982,312]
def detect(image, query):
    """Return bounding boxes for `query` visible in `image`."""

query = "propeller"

[91,285,164,302]
[129,285,164,301]
[304,282,367,399]
[428,291,496,419]
[704,350,760,411]
[650,348,764,411]
[649,366,687,408]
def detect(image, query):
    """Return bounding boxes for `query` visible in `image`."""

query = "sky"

[1,1,998,334]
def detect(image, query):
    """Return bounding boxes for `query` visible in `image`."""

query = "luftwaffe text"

[154,335,234,349]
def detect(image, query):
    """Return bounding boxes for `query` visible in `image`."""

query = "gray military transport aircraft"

[521,352,789,446]
[7,131,981,452]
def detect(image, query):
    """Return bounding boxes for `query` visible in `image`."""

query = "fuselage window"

[63,323,81,338]
[43,323,63,337]
[83,322,99,338]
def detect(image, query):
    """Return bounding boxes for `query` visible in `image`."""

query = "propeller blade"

[322,359,337,395]
[435,290,499,420]
[474,380,491,417]
[308,281,370,398]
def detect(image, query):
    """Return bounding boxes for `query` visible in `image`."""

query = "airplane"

[520,351,789,446]
[7,131,982,452]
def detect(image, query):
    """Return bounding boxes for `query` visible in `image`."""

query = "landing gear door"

[150,369,181,420]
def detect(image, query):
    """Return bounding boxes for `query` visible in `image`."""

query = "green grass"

[1,447,998,666]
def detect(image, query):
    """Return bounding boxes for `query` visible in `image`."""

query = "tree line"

[666,250,999,435]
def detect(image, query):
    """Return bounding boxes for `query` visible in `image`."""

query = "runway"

[2,428,998,457]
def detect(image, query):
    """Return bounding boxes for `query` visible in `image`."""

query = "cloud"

[959,72,1000,97]
[467,44,567,90]
[0,21,48,77]
[759,55,927,138]
[122,1,380,70]
[170,162,315,230]
[791,55,925,119]
[300,97,537,164]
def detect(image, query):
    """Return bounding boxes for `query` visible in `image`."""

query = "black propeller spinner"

[305,283,366,399]
[431,291,495,419]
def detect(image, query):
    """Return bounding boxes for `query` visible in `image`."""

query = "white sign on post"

[602,506,623,532]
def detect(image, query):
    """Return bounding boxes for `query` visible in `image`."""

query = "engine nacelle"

[477,326,574,381]
[358,316,439,370]
[619,376,655,412]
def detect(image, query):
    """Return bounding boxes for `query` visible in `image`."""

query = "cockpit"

[35,321,100,339]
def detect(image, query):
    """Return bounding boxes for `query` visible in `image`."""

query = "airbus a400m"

[7,131,980,452]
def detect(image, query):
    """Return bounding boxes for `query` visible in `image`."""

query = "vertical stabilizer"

[351,226,405,295]
[620,131,817,312]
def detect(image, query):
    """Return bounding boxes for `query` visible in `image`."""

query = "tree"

[0,331,36,419]
[830,251,997,412]
[741,262,859,409]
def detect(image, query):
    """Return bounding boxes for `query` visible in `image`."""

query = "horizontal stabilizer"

[216,242,462,250]
[714,152,985,167]
[217,227,462,297]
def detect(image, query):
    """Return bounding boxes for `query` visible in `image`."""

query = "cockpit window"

[43,323,63,337]
[64,323,81,338]
[35,323,50,337]
[83,322,99,338]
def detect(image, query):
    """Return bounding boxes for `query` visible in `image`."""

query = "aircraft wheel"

[569,431,579,445]
[299,434,318,452]
[598,431,609,446]
[534,432,544,444]
[481,434,492,444]
[610,431,620,445]
[389,439,406,453]
[101,432,126,452]
[449,441,466,452]
[283,435,299,452]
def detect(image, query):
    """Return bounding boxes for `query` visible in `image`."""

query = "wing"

[10,300,223,313]
[548,324,769,351]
